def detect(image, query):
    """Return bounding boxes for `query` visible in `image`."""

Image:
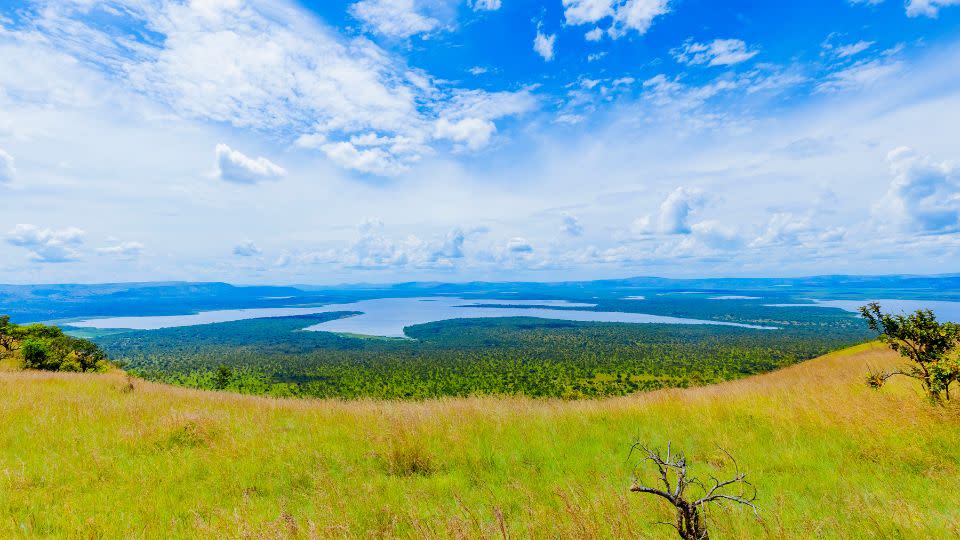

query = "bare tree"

[629,442,759,540]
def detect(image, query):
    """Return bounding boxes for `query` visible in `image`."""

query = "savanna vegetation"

[1,343,957,538]
[0,315,109,372]
[92,311,872,399]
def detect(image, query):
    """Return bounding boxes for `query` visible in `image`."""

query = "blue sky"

[0,0,959,284]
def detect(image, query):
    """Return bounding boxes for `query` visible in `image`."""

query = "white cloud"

[534,27,556,61]
[470,0,502,10]
[635,187,706,234]
[750,214,811,247]
[113,2,421,136]
[440,88,538,120]
[507,237,534,253]
[286,222,481,270]
[20,0,531,175]
[561,214,584,236]
[585,27,603,41]
[906,0,960,17]
[319,141,408,176]
[672,39,759,67]
[689,221,743,250]
[816,56,901,93]
[434,117,497,151]
[96,241,144,259]
[832,40,874,58]
[431,228,466,262]
[430,88,536,150]
[6,224,85,263]
[562,0,670,38]
[877,147,960,233]
[215,144,286,184]
[233,241,262,257]
[0,148,14,183]
[563,0,614,24]
[349,0,442,38]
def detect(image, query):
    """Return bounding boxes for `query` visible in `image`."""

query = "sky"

[1,0,959,285]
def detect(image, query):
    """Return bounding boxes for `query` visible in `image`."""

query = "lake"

[767,299,960,322]
[67,296,775,337]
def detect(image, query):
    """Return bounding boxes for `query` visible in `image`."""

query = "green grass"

[1,343,958,538]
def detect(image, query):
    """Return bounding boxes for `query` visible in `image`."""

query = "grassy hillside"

[1,343,958,539]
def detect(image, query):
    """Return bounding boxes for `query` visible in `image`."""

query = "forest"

[94,303,873,399]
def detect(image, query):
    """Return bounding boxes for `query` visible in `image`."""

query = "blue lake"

[767,299,960,322]
[67,297,775,337]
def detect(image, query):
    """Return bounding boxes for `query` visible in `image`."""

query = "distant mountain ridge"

[1,274,957,323]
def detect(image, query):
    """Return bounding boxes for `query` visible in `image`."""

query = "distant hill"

[3,274,959,324]
[1,343,957,538]
[0,282,309,322]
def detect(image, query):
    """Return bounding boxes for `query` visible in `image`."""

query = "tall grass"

[1,343,958,538]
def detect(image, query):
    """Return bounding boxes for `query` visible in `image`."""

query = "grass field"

[2,342,958,539]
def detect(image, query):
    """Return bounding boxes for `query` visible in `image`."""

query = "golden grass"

[1,342,958,539]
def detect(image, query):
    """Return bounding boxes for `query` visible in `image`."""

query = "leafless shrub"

[629,442,759,540]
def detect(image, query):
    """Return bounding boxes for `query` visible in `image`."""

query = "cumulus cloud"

[534,25,556,61]
[0,148,14,183]
[349,0,442,38]
[214,144,286,184]
[431,228,466,263]
[749,213,812,247]
[635,187,706,234]
[562,0,670,38]
[672,39,759,67]
[96,241,144,259]
[319,141,408,176]
[434,117,497,151]
[283,222,480,270]
[562,214,584,236]
[431,88,536,151]
[906,0,960,17]
[233,241,262,257]
[876,147,960,233]
[6,224,85,263]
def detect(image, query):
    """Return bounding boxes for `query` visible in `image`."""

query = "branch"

[697,493,760,519]
[629,484,676,504]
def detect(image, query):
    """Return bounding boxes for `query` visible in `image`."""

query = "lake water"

[68,296,775,337]
[767,299,960,322]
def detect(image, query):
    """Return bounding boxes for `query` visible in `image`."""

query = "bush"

[22,339,53,370]
[860,302,960,403]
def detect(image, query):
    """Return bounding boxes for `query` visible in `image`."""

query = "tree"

[0,315,20,354]
[213,365,233,390]
[859,302,960,403]
[629,442,759,540]
[21,339,53,370]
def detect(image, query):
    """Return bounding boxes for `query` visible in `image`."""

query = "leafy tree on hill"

[859,302,960,403]
[0,315,109,372]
